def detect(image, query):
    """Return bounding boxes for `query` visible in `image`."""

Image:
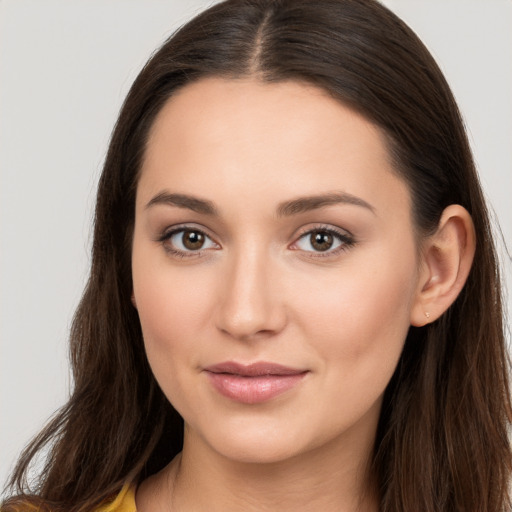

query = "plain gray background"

[1,0,511,488]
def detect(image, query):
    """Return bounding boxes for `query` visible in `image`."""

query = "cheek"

[293,250,418,380]
[136,275,204,347]
[131,245,215,375]
[132,262,218,419]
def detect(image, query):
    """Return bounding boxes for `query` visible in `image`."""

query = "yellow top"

[95,485,136,512]
[1,485,136,512]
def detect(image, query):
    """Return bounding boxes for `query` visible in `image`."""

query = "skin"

[131,77,475,511]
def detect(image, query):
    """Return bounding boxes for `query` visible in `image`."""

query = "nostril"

[215,295,287,341]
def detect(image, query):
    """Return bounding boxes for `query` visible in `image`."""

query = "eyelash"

[157,224,355,260]
[293,224,355,258]
[157,225,217,259]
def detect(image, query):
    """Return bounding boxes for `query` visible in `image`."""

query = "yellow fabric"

[95,485,136,512]
[0,484,137,512]
[0,485,136,512]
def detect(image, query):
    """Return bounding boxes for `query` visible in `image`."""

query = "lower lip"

[205,372,307,404]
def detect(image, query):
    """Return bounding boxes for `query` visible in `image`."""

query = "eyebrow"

[276,192,375,217]
[145,191,375,216]
[145,192,218,215]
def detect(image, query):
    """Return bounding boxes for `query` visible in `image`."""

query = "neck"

[139,426,379,512]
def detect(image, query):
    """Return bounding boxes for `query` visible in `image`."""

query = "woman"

[2,0,511,511]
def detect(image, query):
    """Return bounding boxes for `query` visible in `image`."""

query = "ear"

[131,291,138,309]
[410,204,476,327]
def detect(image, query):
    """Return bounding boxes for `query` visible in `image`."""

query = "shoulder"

[0,485,137,512]
[94,484,137,512]
[0,486,137,512]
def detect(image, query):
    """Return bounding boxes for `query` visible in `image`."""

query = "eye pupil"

[183,230,204,250]
[311,231,333,251]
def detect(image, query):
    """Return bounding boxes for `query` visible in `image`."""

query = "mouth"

[203,362,309,404]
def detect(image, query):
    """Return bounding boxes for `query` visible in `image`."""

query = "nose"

[214,247,287,341]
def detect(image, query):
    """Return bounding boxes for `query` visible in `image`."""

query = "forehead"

[145,77,388,163]
[139,77,411,220]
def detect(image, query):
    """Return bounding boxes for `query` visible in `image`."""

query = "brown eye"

[182,230,205,250]
[163,228,218,255]
[310,231,333,252]
[294,227,353,255]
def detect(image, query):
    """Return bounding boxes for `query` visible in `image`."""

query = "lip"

[203,361,308,404]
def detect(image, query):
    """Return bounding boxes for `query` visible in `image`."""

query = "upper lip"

[204,361,307,377]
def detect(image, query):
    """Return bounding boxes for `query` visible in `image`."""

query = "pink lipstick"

[204,362,308,404]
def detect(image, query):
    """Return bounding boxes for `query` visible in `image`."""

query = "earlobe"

[410,205,476,327]
[131,292,137,309]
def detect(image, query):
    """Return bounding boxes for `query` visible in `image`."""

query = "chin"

[215,438,307,465]
[187,416,329,466]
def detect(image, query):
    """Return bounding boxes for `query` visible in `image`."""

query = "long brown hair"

[3,1,511,511]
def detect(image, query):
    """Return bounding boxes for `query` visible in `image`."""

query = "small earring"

[425,312,430,319]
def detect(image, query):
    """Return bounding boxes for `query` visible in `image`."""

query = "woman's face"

[132,78,424,465]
